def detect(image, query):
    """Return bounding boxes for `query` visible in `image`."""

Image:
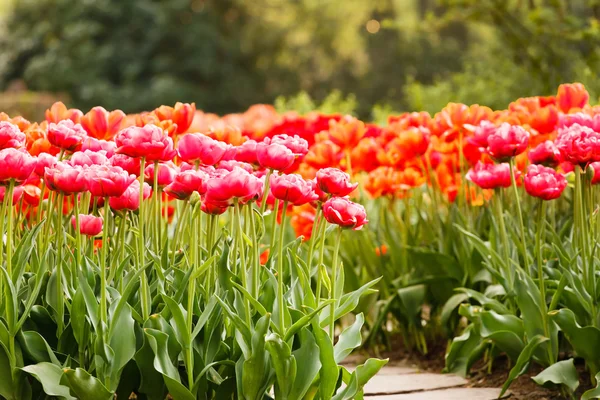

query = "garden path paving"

[358,363,509,399]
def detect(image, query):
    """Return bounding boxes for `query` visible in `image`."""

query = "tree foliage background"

[1,0,600,117]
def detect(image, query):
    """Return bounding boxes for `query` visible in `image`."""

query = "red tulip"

[555,124,600,167]
[466,161,515,189]
[22,184,41,206]
[486,123,529,161]
[110,153,142,176]
[86,165,136,197]
[204,167,263,206]
[44,162,89,194]
[270,173,318,206]
[35,153,57,177]
[234,140,258,164]
[47,120,88,152]
[201,199,229,215]
[591,162,600,184]
[164,170,209,200]
[144,162,177,187]
[524,164,567,200]
[69,150,109,167]
[0,185,24,203]
[45,102,83,124]
[556,83,589,113]
[72,214,103,236]
[467,120,496,150]
[0,148,37,185]
[81,137,117,157]
[316,167,358,197]
[528,140,561,167]
[177,133,229,165]
[115,124,176,161]
[109,180,152,211]
[80,106,126,140]
[256,142,295,171]
[322,197,368,230]
[0,121,26,149]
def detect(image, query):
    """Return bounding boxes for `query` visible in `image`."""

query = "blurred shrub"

[0,85,68,121]
[275,90,357,115]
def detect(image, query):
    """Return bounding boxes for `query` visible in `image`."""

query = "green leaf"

[355,357,388,386]
[284,300,333,342]
[320,278,380,327]
[21,362,76,400]
[550,308,600,378]
[265,332,296,399]
[290,328,321,399]
[582,372,600,399]
[479,311,524,361]
[0,267,18,332]
[441,293,469,330]
[134,330,167,400]
[11,221,44,284]
[60,368,113,400]
[500,335,549,397]
[444,324,485,377]
[106,302,136,391]
[71,286,88,349]
[455,288,510,314]
[332,370,358,400]
[312,321,338,400]
[77,272,99,332]
[161,295,191,348]
[334,313,364,363]
[18,331,60,365]
[238,313,271,400]
[531,359,579,393]
[0,343,17,400]
[144,328,195,400]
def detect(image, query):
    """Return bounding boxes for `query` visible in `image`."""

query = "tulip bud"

[189,191,201,206]
[587,163,595,181]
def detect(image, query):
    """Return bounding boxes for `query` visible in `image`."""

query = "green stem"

[100,199,110,328]
[494,189,514,290]
[306,203,323,275]
[55,192,65,335]
[269,198,280,252]
[315,218,328,307]
[235,200,251,326]
[138,157,150,320]
[73,194,82,279]
[260,169,273,214]
[536,199,553,363]
[329,228,343,342]
[277,200,288,333]
[248,205,260,298]
[509,158,529,272]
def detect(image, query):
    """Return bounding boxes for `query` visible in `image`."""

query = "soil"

[358,335,593,400]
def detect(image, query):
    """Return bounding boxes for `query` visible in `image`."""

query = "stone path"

[354,363,509,399]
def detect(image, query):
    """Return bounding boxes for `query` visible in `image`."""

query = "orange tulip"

[206,125,246,146]
[154,102,196,135]
[327,115,367,150]
[304,140,342,170]
[556,83,589,113]
[45,102,83,124]
[289,203,316,240]
[80,106,125,140]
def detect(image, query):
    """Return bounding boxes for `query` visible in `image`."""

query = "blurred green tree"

[2,0,598,117]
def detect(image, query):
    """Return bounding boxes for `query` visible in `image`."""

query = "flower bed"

[1,82,600,398]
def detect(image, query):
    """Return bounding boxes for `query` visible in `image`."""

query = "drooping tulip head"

[322,197,368,230]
